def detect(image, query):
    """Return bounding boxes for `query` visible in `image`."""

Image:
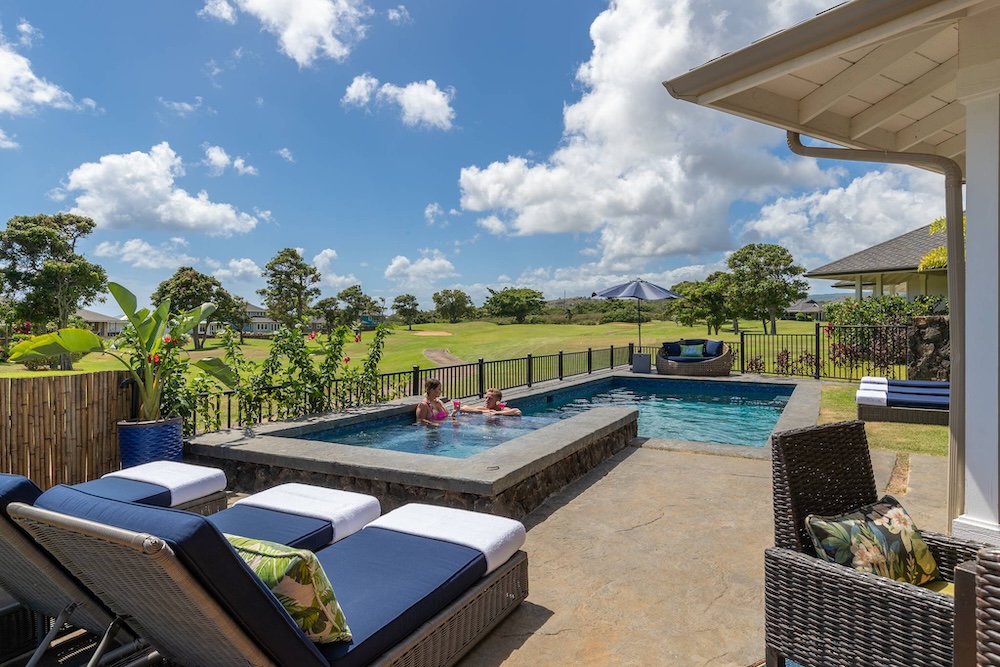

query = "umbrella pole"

[637,298,641,349]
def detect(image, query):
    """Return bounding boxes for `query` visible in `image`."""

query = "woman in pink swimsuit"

[416,378,452,426]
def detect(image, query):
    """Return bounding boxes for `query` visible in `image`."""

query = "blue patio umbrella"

[592,279,683,349]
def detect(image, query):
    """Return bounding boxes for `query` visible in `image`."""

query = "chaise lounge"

[10,483,529,667]
[655,339,732,376]
[855,376,950,426]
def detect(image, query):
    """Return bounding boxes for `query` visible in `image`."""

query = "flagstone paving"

[461,443,947,667]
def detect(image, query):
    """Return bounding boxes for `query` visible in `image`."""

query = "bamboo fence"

[1,371,131,489]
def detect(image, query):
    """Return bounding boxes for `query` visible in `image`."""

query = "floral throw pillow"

[805,495,940,586]
[226,535,352,644]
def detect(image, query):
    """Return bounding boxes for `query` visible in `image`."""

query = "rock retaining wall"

[908,315,950,381]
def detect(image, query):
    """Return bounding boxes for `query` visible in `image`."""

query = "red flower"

[147,353,161,364]
[354,334,361,343]
[343,356,350,363]
[308,331,317,340]
[163,335,172,344]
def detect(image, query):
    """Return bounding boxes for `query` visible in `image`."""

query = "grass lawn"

[819,381,948,457]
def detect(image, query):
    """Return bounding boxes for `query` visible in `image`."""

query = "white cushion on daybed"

[855,389,888,406]
[104,460,227,507]
[368,503,526,575]
[860,376,888,386]
[859,382,889,393]
[235,483,381,543]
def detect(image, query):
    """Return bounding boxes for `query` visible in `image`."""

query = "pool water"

[300,413,560,459]
[521,378,792,448]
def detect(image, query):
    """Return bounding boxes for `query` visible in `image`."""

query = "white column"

[952,8,1000,543]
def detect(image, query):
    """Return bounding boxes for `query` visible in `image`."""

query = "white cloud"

[93,238,197,270]
[0,33,84,116]
[0,128,17,149]
[739,166,946,271]
[214,257,262,282]
[203,144,231,175]
[386,5,411,24]
[313,248,358,289]
[16,20,42,48]
[341,73,379,107]
[343,75,456,130]
[158,96,205,117]
[276,147,295,162]
[255,96,264,107]
[202,143,258,176]
[384,249,457,289]
[199,0,373,67]
[456,0,836,272]
[233,157,258,175]
[198,0,238,23]
[59,142,259,236]
[424,202,445,226]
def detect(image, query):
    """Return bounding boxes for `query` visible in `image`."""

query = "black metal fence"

[190,325,913,433]
[737,323,910,380]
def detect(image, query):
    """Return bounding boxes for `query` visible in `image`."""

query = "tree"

[314,297,341,333]
[257,248,321,328]
[483,287,545,323]
[152,267,237,350]
[727,243,808,334]
[392,294,420,330]
[432,289,475,323]
[0,214,108,369]
[918,214,965,271]
[217,295,252,343]
[336,285,378,327]
[678,272,734,335]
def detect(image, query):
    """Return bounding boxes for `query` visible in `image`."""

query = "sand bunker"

[413,331,453,336]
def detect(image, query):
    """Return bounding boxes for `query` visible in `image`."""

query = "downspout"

[787,132,966,528]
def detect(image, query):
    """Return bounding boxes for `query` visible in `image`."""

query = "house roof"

[807,224,945,276]
[786,298,824,313]
[75,308,122,323]
[661,0,998,176]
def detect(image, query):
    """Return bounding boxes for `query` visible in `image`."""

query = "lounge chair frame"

[655,344,733,376]
[10,502,528,667]
[765,420,984,667]
[857,403,949,425]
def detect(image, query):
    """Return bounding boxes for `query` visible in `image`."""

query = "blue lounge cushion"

[0,474,42,513]
[72,477,171,507]
[883,385,949,397]
[885,392,949,410]
[705,340,723,357]
[209,505,333,552]
[317,527,487,667]
[34,485,328,667]
[666,356,707,363]
[888,379,950,390]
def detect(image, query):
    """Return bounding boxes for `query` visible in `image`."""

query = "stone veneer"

[908,315,950,381]
[187,406,637,520]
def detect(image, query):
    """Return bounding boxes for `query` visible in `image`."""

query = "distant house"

[76,308,124,337]
[805,225,947,302]
[204,302,323,335]
[784,299,825,321]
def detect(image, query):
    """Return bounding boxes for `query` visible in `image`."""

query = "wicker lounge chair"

[655,341,732,376]
[765,420,986,667]
[975,548,1000,665]
[11,484,528,667]
[856,380,950,426]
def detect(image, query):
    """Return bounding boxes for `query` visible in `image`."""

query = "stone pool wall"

[186,407,637,520]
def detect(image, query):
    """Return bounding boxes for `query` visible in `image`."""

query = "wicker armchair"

[766,420,986,667]
[655,343,732,376]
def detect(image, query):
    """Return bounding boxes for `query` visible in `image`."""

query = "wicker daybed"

[655,340,732,376]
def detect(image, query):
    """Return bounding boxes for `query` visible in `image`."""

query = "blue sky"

[0,1,948,316]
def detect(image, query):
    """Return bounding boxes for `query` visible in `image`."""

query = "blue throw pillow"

[679,344,704,358]
[705,340,723,357]
[664,342,681,356]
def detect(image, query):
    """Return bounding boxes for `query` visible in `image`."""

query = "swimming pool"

[301,413,560,459]
[519,377,793,447]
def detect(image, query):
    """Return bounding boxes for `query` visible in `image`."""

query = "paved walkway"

[461,444,948,667]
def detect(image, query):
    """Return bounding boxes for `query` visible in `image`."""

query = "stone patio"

[460,441,947,667]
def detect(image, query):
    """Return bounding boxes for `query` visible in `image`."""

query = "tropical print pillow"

[679,344,704,357]
[805,495,940,586]
[226,534,352,643]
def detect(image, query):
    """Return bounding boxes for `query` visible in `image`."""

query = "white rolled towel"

[860,376,888,386]
[856,389,888,406]
[104,461,227,507]
[235,483,381,543]
[368,503,526,575]
[859,382,889,393]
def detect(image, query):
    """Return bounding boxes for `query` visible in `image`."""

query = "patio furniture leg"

[25,602,77,667]
[765,646,786,666]
[86,616,123,667]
